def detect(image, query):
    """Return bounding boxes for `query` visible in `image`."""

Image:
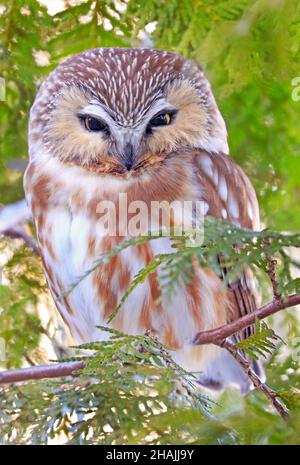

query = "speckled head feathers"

[29,47,228,167]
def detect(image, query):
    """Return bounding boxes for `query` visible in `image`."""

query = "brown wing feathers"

[194,150,260,340]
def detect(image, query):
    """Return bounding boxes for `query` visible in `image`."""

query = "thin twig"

[0,199,30,233]
[2,227,39,255]
[0,361,86,384]
[264,238,282,300]
[193,293,300,345]
[267,257,282,300]
[217,338,289,421]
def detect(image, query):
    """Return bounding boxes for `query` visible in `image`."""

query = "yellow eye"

[148,111,175,129]
[82,116,107,132]
[84,117,90,130]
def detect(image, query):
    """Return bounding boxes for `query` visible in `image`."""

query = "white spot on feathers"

[218,175,228,202]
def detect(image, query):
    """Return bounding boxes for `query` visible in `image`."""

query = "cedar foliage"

[0,0,300,445]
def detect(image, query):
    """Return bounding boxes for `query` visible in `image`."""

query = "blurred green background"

[0,0,300,445]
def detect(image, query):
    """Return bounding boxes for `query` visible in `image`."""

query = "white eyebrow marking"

[80,97,177,133]
[80,103,115,124]
[147,98,177,119]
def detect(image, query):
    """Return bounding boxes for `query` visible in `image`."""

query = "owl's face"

[30,48,228,176]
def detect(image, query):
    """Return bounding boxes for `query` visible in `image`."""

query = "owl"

[24,48,263,393]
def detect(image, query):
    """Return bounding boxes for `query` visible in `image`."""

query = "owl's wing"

[193,150,260,341]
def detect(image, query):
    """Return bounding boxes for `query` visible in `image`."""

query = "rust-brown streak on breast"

[30,175,51,213]
[204,268,229,324]
[139,297,152,330]
[36,213,45,233]
[86,191,115,223]
[70,190,87,211]
[185,266,203,328]
[91,237,121,320]
[136,244,161,302]
[44,236,57,261]
[118,261,131,292]
[103,291,118,321]
[93,265,117,321]
[88,234,96,257]
[135,244,162,330]
[164,325,181,349]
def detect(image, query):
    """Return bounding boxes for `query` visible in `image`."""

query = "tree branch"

[0,199,38,253]
[0,199,30,233]
[2,227,39,254]
[264,238,282,301]
[0,291,299,424]
[0,361,86,384]
[193,294,300,345]
[217,338,289,421]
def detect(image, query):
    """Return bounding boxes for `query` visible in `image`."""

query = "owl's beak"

[122,142,135,171]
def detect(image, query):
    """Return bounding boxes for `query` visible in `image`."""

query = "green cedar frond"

[277,390,300,412]
[236,319,284,360]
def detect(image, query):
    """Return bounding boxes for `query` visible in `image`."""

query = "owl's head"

[29,48,228,175]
